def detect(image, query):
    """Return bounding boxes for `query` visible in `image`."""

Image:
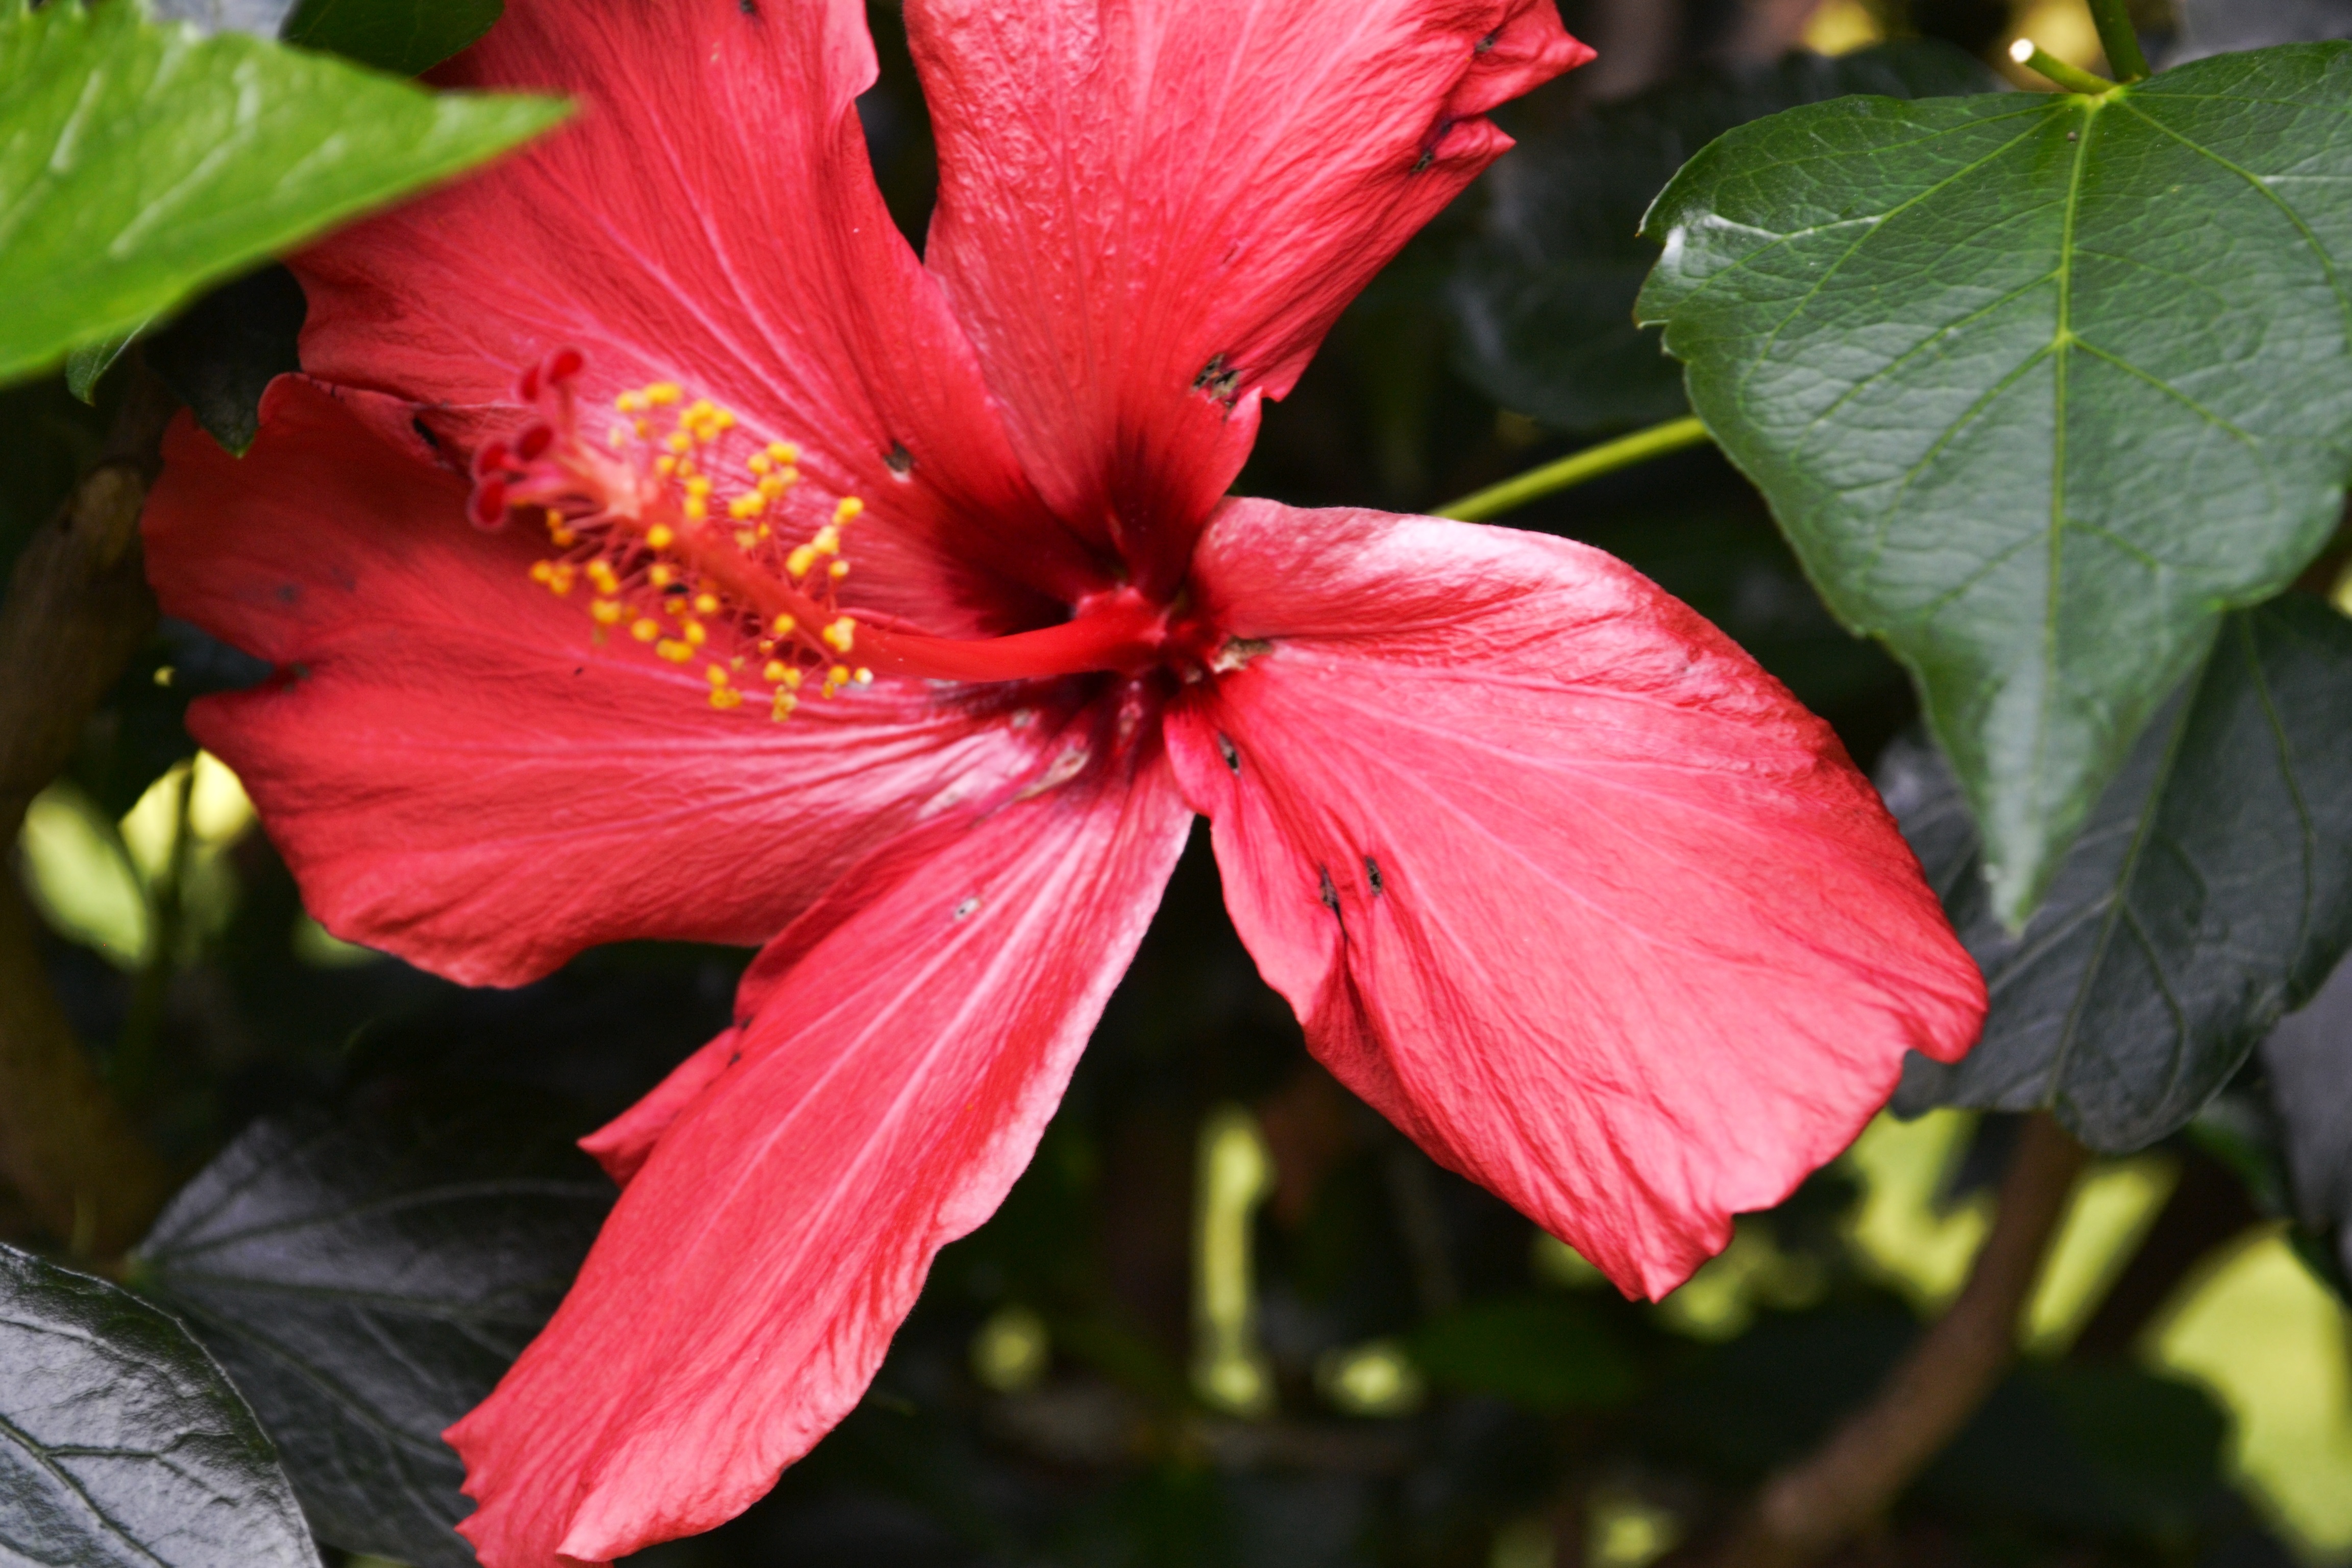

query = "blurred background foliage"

[10,0,2352,1565]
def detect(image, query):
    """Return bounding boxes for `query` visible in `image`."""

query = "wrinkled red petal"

[1165,501,1984,1300]
[144,378,1093,987]
[296,0,1100,624]
[910,0,1590,596]
[449,739,1192,1567]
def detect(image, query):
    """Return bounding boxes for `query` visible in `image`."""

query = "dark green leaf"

[1451,42,1998,434]
[0,0,565,385]
[1885,598,2352,1152]
[1408,1295,1638,1411]
[135,1100,611,1568]
[0,1243,318,1568]
[283,0,501,76]
[148,267,306,454]
[2259,957,2352,1280]
[1638,44,2352,923]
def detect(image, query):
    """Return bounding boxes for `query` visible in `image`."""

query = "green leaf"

[1883,598,2352,1152]
[1637,43,2352,923]
[2258,957,2352,1283]
[0,1243,318,1568]
[1450,41,1999,434]
[135,1100,611,1568]
[148,266,306,454]
[0,0,566,387]
[283,0,502,76]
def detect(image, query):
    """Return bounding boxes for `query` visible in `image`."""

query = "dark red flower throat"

[470,349,1218,722]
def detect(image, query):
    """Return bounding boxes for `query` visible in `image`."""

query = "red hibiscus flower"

[142,0,1986,1562]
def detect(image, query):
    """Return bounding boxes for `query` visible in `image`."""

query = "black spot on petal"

[1365,856,1384,895]
[1217,732,1241,774]
[1318,866,1338,913]
[885,442,913,476]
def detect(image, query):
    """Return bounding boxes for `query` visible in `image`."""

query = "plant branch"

[0,365,176,1256]
[1696,1114,2090,1568]
[1435,415,1711,522]
[2007,38,2116,95]
[2084,0,2152,83]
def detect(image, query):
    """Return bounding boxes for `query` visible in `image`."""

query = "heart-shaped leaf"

[1450,41,1998,435]
[1639,43,2352,923]
[0,1244,318,1568]
[134,1100,611,1568]
[1,0,564,386]
[1883,597,2352,1152]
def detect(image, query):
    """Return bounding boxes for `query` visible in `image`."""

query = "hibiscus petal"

[447,737,1192,1567]
[910,0,1591,593]
[296,0,1100,622]
[145,377,1093,987]
[1164,501,1985,1300]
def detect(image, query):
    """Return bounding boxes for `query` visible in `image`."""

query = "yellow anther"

[646,383,682,406]
[771,692,798,721]
[654,455,677,477]
[763,659,791,682]
[748,453,772,476]
[631,618,661,642]
[824,666,851,696]
[646,524,675,551]
[684,476,713,499]
[529,560,554,584]
[648,563,677,588]
[710,686,744,710]
[550,525,577,548]
[822,617,856,654]
[779,666,803,690]
[684,495,708,523]
[706,665,730,687]
[666,431,693,455]
[549,566,575,595]
[657,639,694,663]
[635,418,650,438]
[684,399,715,423]
[713,408,737,430]
[854,667,873,684]
[587,560,620,595]
[592,599,624,625]
[734,529,757,549]
[694,593,720,615]
[834,496,864,524]
[771,614,796,636]
[786,545,816,579]
[828,560,850,580]
[728,493,766,521]
[616,391,648,414]
[757,473,792,500]
[683,621,708,647]
[767,441,798,463]
[812,525,841,556]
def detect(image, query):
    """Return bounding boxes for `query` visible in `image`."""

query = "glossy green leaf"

[0,0,565,386]
[0,1244,318,1568]
[135,1101,610,1568]
[1884,598,2352,1152]
[1450,41,1998,434]
[283,0,502,75]
[1638,43,2352,923]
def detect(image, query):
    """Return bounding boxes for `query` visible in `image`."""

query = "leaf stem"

[1435,414,1711,522]
[2082,0,2152,82]
[2007,38,2117,96]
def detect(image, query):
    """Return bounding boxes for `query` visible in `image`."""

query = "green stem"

[2083,0,2151,82]
[1435,415,1712,522]
[2008,38,2116,95]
